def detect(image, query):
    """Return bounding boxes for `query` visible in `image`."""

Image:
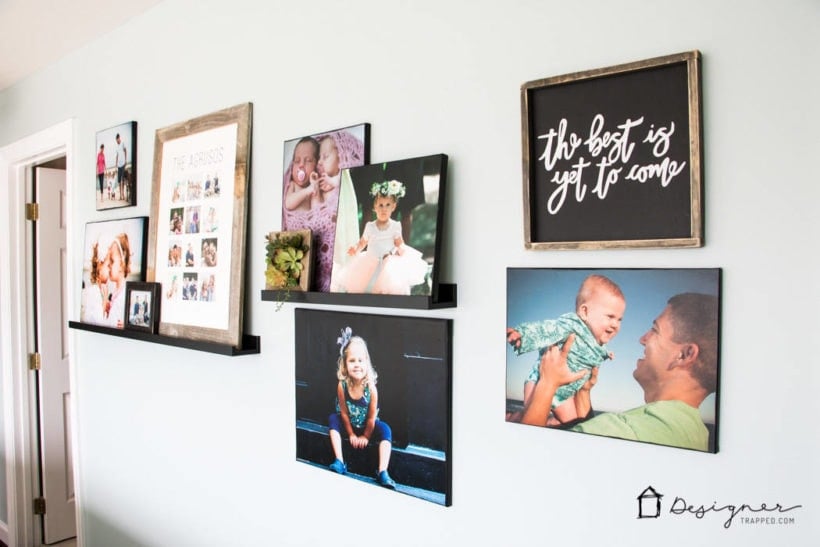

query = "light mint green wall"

[1,1,818,545]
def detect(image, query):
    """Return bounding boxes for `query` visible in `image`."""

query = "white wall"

[1,0,818,545]
[0,370,5,530]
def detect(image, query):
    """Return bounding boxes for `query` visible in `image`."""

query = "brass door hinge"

[25,202,39,221]
[29,352,41,371]
[33,497,46,515]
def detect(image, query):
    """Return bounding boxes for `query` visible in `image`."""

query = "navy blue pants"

[328,413,392,443]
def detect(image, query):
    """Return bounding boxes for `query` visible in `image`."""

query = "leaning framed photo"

[294,308,453,506]
[79,216,148,328]
[506,268,721,453]
[124,281,160,333]
[521,51,703,249]
[281,123,370,292]
[95,121,137,210]
[330,154,447,300]
[146,102,252,348]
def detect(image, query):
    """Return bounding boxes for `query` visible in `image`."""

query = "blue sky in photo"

[506,268,720,423]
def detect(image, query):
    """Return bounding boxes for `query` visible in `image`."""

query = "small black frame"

[124,281,160,333]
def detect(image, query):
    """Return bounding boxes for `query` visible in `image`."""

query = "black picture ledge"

[67,321,260,356]
[260,283,457,310]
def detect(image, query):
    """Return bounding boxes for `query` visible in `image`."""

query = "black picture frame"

[506,268,721,453]
[294,308,453,506]
[95,121,137,210]
[521,51,703,249]
[124,281,161,333]
[329,154,448,300]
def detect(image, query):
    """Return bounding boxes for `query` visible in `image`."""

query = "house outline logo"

[637,485,663,519]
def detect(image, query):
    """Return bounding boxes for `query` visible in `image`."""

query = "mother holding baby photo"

[80,217,147,329]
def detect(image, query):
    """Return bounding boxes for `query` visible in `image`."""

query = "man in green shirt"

[521,293,718,452]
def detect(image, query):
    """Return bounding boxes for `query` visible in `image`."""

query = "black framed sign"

[521,51,703,249]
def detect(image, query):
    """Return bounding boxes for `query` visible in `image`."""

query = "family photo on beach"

[95,121,137,210]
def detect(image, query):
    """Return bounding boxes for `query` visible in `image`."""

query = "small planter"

[265,230,312,305]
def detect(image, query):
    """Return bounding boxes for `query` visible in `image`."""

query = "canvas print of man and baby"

[506,268,721,453]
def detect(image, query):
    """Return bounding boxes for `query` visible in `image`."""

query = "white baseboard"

[0,518,9,544]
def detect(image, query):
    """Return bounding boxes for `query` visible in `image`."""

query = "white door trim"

[1,120,81,547]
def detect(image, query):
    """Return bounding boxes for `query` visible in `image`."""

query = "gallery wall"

[1,0,818,545]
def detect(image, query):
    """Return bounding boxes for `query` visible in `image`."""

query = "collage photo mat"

[148,102,252,348]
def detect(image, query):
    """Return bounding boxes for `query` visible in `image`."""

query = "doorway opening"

[1,120,80,547]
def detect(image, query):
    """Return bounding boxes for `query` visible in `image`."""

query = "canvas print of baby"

[281,124,369,292]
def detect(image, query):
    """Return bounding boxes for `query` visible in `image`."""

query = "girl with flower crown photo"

[331,178,428,294]
[328,327,397,489]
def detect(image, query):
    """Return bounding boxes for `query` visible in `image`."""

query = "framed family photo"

[79,217,148,329]
[124,281,160,333]
[281,123,370,292]
[506,268,721,453]
[294,308,453,506]
[521,51,703,249]
[147,102,252,348]
[95,121,137,210]
[330,154,447,300]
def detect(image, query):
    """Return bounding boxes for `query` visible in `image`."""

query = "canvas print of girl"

[330,155,447,297]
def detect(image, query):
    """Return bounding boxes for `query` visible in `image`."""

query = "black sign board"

[521,51,703,249]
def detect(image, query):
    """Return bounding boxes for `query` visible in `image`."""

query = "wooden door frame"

[0,120,81,547]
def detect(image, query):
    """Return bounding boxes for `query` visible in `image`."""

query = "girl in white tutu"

[333,180,427,294]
